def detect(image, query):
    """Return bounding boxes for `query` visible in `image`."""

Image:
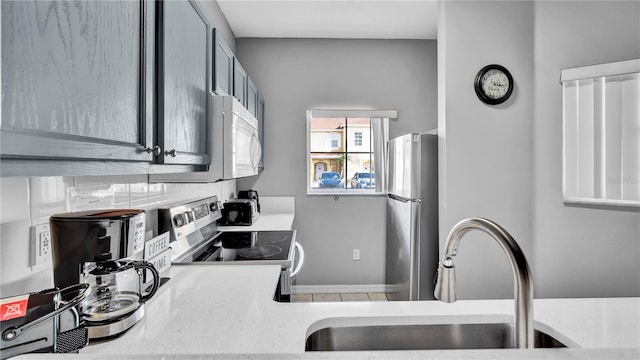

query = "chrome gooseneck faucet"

[434,218,534,349]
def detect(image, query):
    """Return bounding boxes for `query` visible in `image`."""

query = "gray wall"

[439,0,640,300]
[532,1,640,298]
[438,0,535,299]
[233,1,638,297]
[235,39,438,286]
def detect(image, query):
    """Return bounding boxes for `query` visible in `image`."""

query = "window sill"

[306,190,387,197]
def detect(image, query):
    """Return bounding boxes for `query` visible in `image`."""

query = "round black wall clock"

[474,64,514,105]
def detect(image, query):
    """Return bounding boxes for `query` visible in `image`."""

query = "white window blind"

[561,59,640,207]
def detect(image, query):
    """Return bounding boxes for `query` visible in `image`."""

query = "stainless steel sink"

[305,323,567,351]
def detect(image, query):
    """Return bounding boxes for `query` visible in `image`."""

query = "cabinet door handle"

[145,146,162,156]
[165,149,177,157]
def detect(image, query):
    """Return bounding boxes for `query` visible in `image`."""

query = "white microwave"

[217,96,262,179]
[150,95,261,182]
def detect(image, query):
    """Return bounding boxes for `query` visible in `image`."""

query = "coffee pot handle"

[133,261,160,302]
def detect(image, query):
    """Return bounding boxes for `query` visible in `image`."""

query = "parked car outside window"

[319,171,344,188]
[351,172,375,189]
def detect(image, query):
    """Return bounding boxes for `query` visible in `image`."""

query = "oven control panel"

[158,196,222,243]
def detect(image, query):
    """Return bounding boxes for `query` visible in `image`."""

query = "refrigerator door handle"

[388,193,420,203]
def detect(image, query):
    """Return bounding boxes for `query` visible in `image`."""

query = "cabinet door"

[158,0,210,165]
[1,0,153,174]
[233,60,248,106]
[257,94,265,170]
[247,77,258,117]
[214,32,234,96]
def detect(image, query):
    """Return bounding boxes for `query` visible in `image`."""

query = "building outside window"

[306,109,395,194]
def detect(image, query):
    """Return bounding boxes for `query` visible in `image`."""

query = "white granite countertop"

[15,264,639,359]
[10,195,639,359]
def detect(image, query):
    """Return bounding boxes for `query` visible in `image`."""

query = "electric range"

[157,196,302,302]
[180,230,295,263]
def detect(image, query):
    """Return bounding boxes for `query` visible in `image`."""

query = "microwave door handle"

[291,242,305,278]
[250,134,256,168]
[256,136,262,167]
[250,133,261,170]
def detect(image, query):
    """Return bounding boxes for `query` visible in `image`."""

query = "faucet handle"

[434,259,457,303]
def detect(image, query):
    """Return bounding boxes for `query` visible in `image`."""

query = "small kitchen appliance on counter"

[158,196,304,302]
[0,284,89,359]
[237,189,260,212]
[221,198,259,226]
[49,210,160,340]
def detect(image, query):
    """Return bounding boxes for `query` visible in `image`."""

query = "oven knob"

[173,214,186,227]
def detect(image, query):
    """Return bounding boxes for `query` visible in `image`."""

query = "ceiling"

[216,1,438,40]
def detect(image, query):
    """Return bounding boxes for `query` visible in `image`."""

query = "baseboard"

[293,284,387,294]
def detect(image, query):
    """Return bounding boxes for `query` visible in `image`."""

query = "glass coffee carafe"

[80,260,159,323]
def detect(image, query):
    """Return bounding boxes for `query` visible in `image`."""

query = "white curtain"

[371,118,389,193]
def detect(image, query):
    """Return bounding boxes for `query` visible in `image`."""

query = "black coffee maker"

[49,209,159,340]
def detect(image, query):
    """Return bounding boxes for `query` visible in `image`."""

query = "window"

[330,133,340,149]
[307,109,395,194]
[354,131,363,147]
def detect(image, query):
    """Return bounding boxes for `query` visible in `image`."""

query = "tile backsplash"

[0,175,236,292]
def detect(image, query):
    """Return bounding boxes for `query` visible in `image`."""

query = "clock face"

[474,64,513,105]
[481,69,510,100]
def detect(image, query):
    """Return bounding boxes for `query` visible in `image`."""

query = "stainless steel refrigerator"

[386,132,438,301]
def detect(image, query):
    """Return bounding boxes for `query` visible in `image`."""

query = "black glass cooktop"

[186,231,294,263]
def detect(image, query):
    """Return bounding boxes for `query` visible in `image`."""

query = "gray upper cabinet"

[233,60,248,106]
[158,0,210,166]
[1,0,155,175]
[213,32,261,117]
[247,77,258,117]
[1,0,212,176]
[214,32,234,96]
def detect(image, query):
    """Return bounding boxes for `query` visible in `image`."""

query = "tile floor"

[292,292,389,302]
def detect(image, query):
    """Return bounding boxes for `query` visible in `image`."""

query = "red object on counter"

[0,294,29,321]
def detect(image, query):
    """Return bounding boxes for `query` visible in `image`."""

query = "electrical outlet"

[31,224,52,266]
[353,249,360,261]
